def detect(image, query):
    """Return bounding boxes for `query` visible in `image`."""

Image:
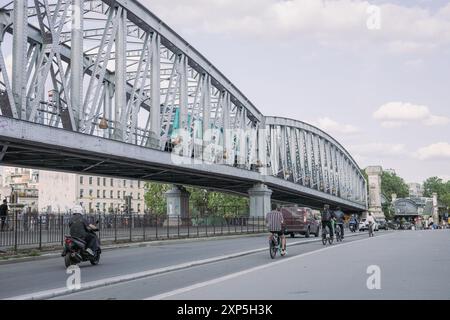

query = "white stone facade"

[38,170,146,214]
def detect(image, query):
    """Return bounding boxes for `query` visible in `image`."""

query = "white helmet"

[71,204,85,215]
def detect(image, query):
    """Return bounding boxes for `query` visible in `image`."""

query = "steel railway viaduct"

[0,0,367,216]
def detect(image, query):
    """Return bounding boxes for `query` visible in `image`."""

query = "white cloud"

[143,0,450,51]
[348,142,408,157]
[313,117,359,134]
[373,102,450,127]
[424,115,450,126]
[415,142,450,160]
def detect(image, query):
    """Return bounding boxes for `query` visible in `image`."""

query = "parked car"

[376,218,388,230]
[280,206,320,238]
[386,220,398,230]
[359,218,379,231]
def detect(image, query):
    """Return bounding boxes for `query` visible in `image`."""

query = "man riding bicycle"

[321,204,333,239]
[366,212,375,234]
[266,204,286,256]
[333,207,345,240]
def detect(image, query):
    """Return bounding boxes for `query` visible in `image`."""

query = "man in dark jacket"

[69,205,98,256]
[0,199,8,231]
[333,207,345,239]
[321,204,333,238]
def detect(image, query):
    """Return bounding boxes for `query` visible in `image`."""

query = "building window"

[137,204,141,212]
[103,190,106,198]
[89,202,93,213]
[89,177,93,185]
[103,178,106,186]
[97,177,100,186]
[110,190,113,199]
[138,181,141,188]
[130,181,133,188]
[110,178,113,187]
[80,176,84,185]
[123,191,126,198]
[80,189,84,198]
[117,191,120,199]
[103,203,106,212]
[89,189,93,197]
[123,180,126,187]
[137,193,140,200]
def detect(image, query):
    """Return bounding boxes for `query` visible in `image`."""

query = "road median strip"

[4,231,372,300]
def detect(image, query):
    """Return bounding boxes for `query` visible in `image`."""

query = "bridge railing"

[0,212,266,253]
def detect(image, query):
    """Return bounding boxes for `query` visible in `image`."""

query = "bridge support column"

[164,185,190,226]
[248,183,272,218]
[365,166,385,219]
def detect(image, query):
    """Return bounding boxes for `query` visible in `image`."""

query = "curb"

[5,231,372,300]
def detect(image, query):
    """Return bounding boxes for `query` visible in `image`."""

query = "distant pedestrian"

[0,199,8,231]
[428,216,434,230]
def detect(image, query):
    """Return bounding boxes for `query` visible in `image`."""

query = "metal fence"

[0,212,266,252]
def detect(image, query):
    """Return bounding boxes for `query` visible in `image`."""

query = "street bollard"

[114,214,117,243]
[155,216,158,240]
[14,211,17,253]
[143,215,146,241]
[177,215,180,238]
[39,215,42,250]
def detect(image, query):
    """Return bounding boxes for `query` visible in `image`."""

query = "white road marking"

[144,232,394,300]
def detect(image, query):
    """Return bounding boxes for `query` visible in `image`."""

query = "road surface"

[1,230,448,300]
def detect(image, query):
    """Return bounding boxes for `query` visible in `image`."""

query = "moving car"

[280,206,320,238]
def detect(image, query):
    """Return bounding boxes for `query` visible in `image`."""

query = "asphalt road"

[2,230,448,300]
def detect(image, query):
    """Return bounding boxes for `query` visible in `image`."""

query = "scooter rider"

[69,205,98,256]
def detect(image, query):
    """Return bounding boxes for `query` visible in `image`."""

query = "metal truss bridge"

[0,0,367,212]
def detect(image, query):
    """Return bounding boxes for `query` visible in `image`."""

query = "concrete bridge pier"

[164,185,190,226]
[248,183,272,218]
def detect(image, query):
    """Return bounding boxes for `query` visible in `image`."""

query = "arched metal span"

[0,0,367,212]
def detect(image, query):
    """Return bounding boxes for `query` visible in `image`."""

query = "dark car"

[387,220,400,230]
[280,206,320,238]
[376,218,388,230]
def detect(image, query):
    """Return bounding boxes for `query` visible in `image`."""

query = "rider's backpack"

[322,210,332,222]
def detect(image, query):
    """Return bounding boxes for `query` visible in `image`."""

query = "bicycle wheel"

[328,234,334,244]
[322,232,327,245]
[269,237,278,259]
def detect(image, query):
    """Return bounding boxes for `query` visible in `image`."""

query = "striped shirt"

[266,210,284,232]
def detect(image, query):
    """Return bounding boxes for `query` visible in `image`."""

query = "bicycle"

[321,224,334,245]
[269,232,285,259]
[335,223,342,242]
[368,222,374,237]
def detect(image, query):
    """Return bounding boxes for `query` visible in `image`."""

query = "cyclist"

[321,204,333,239]
[366,212,375,235]
[266,204,286,256]
[333,207,345,240]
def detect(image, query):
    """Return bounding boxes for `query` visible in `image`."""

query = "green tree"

[423,177,450,208]
[144,182,170,215]
[381,171,409,199]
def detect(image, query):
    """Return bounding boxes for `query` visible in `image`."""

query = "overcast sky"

[140,0,450,184]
